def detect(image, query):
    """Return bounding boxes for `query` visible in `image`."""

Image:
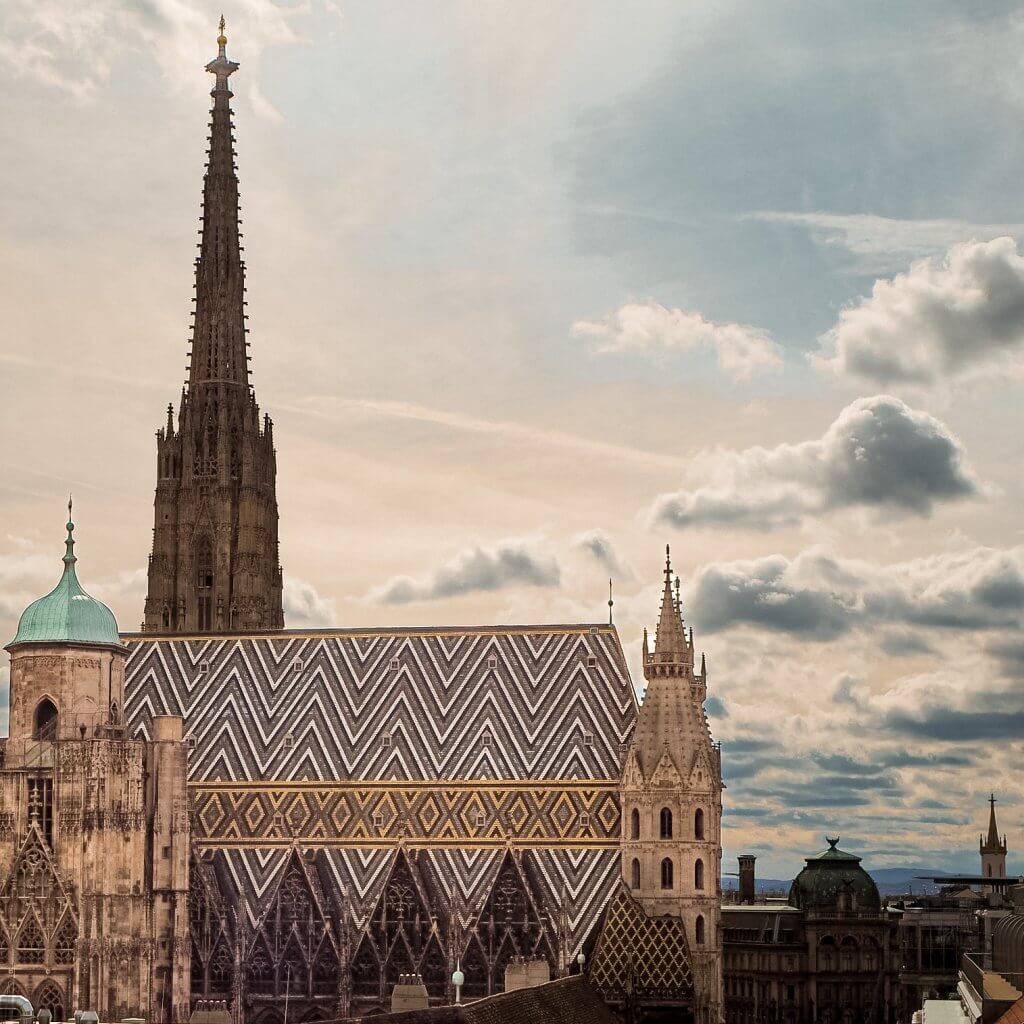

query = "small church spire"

[984,793,1005,851]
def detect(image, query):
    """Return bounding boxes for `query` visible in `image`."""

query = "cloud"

[283,578,336,627]
[815,237,1024,387]
[746,211,1024,274]
[572,300,782,381]
[0,0,324,103]
[690,545,1024,640]
[574,529,635,581]
[368,537,561,605]
[652,395,978,531]
[988,639,1024,679]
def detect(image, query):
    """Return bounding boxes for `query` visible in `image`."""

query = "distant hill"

[722,868,960,898]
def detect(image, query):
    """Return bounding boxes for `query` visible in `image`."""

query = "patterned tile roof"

[123,625,638,954]
[123,626,637,781]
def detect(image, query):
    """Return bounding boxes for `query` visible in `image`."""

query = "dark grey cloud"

[651,396,978,532]
[817,238,1024,387]
[690,546,1024,640]
[745,784,874,809]
[691,554,857,639]
[724,806,773,820]
[879,750,972,769]
[369,538,560,604]
[880,632,935,657]
[989,639,1024,678]
[811,753,885,777]
[885,704,1024,742]
[573,529,635,581]
[704,695,728,718]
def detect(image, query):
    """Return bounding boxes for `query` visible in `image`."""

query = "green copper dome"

[788,837,881,913]
[7,504,121,649]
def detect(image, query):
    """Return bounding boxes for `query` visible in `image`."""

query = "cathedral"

[0,23,724,1024]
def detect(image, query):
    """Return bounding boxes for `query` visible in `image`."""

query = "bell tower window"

[196,537,214,631]
[661,858,673,890]
[660,807,673,839]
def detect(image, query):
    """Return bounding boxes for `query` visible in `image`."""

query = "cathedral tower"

[144,19,284,634]
[620,547,723,1023]
[2,505,190,1022]
[981,793,1007,884]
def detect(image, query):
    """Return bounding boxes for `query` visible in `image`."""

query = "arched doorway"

[33,698,58,740]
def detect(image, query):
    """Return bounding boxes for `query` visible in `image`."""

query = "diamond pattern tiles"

[588,885,694,1003]
[123,627,637,781]
[190,782,621,847]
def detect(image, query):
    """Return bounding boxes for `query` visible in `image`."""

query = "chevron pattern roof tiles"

[123,627,637,782]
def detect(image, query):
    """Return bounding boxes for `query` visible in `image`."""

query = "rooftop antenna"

[608,578,614,625]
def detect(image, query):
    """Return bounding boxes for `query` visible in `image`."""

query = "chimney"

[738,854,756,904]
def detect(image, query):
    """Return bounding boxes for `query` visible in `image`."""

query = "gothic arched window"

[630,808,640,840]
[33,698,58,741]
[33,981,65,1024]
[660,807,673,840]
[695,858,705,890]
[17,917,45,963]
[631,858,640,889]
[53,914,77,965]
[694,807,705,839]
[660,858,673,890]
[696,915,706,946]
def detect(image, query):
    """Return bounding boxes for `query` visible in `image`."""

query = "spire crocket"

[144,19,284,633]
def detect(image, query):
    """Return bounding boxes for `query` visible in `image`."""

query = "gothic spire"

[190,17,247,390]
[983,793,1006,853]
[653,545,689,663]
[144,21,284,634]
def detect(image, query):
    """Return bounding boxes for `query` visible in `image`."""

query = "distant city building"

[899,796,1016,1010]
[722,841,900,1024]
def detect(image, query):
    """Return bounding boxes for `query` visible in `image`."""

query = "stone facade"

[620,549,724,1024]
[143,23,283,634]
[0,640,190,1021]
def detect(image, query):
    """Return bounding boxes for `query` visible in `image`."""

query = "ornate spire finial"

[608,578,614,625]
[826,835,840,849]
[207,15,238,93]
[64,496,77,568]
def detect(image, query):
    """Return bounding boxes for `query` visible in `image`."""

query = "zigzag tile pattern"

[124,626,638,955]
[123,627,636,782]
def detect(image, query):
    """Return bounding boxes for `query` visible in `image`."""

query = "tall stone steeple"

[620,546,723,1024]
[980,793,1007,884]
[144,19,284,633]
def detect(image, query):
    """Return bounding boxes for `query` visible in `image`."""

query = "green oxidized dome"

[788,837,881,913]
[7,503,121,649]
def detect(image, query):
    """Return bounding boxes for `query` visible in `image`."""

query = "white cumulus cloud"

[815,236,1024,387]
[572,300,782,381]
[651,395,979,531]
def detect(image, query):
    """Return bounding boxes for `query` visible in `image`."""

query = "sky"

[2,0,1024,878]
